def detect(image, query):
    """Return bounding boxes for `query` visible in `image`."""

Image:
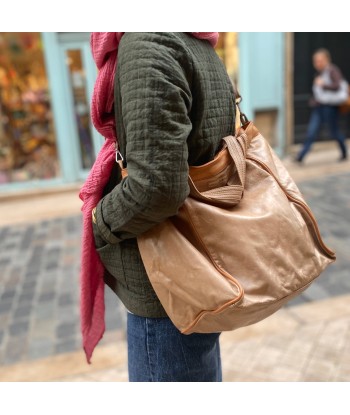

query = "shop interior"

[0,32,60,185]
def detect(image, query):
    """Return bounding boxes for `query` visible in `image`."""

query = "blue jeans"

[297,105,348,161]
[127,313,222,382]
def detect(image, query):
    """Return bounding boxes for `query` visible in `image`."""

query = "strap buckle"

[116,150,124,170]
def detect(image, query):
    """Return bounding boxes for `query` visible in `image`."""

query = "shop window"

[65,49,94,170]
[216,32,239,84]
[0,32,59,184]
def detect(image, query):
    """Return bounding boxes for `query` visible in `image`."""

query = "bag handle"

[189,88,252,206]
[189,128,251,207]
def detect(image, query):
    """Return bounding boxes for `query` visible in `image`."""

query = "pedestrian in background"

[80,32,235,382]
[296,48,348,163]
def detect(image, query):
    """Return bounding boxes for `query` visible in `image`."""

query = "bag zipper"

[246,155,336,260]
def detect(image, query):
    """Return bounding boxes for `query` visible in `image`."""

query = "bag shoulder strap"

[233,83,249,133]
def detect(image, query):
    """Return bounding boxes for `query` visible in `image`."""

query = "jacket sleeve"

[94,33,193,244]
[323,65,343,91]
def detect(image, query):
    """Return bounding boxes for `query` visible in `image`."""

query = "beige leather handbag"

[133,104,336,335]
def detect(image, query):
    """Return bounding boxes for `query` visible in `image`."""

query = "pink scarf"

[79,32,219,363]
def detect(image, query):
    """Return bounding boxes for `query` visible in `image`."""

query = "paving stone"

[55,339,78,354]
[5,281,21,292]
[21,280,37,290]
[9,321,30,336]
[13,305,33,319]
[334,364,350,381]
[301,282,330,302]
[1,290,16,300]
[0,301,13,314]
[0,258,11,267]
[25,270,40,280]
[27,338,53,360]
[31,320,55,339]
[105,317,122,331]
[56,305,76,318]
[324,282,350,297]
[58,293,73,306]
[285,293,311,308]
[56,322,77,338]
[47,247,61,255]
[302,359,337,382]
[18,291,36,304]
[19,226,35,250]
[4,338,27,365]
[4,243,17,250]
[7,269,21,281]
[0,227,9,243]
[38,292,55,303]
[34,302,55,317]
[46,262,59,270]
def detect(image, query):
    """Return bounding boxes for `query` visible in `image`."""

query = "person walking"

[296,48,348,163]
[79,32,236,382]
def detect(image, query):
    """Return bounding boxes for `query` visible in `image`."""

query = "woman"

[80,32,236,382]
[296,48,348,163]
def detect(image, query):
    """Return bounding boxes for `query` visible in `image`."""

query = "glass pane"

[0,32,60,184]
[65,49,94,170]
[216,33,239,83]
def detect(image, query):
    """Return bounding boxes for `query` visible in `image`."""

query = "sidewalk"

[0,140,349,227]
[1,293,349,382]
[0,143,349,381]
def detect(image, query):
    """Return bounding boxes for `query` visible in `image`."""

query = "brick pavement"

[0,171,349,367]
[0,145,349,380]
[287,172,350,305]
[1,293,349,382]
[0,216,125,365]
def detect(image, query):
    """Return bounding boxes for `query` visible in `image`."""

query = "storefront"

[0,32,102,193]
[0,32,287,194]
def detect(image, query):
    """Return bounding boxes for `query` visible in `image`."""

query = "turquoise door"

[58,34,102,179]
[238,32,285,156]
[42,33,102,183]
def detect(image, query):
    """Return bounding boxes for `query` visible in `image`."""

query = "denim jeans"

[127,313,222,382]
[297,105,348,161]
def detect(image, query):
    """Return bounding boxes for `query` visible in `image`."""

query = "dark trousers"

[297,105,348,161]
[127,313,222,382]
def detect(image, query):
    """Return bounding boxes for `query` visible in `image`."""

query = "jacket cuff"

[95,198,121,244]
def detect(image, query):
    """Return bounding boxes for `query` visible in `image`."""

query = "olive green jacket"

[93,32,236,317]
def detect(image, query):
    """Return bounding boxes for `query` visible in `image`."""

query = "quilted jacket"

[93,32,236,317]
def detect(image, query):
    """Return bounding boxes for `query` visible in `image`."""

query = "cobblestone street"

[0,215,124,365]
[0,170,349,367]
[288,172,350,305]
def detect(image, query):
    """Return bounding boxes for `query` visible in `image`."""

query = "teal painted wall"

[239,32,285,156]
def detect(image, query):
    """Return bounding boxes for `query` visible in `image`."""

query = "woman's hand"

[92,207,97,224]
[314,76,324,87]
[92,207,108,250]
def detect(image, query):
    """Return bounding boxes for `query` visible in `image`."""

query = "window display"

[0,32,60,184]
[66,49,94,170]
